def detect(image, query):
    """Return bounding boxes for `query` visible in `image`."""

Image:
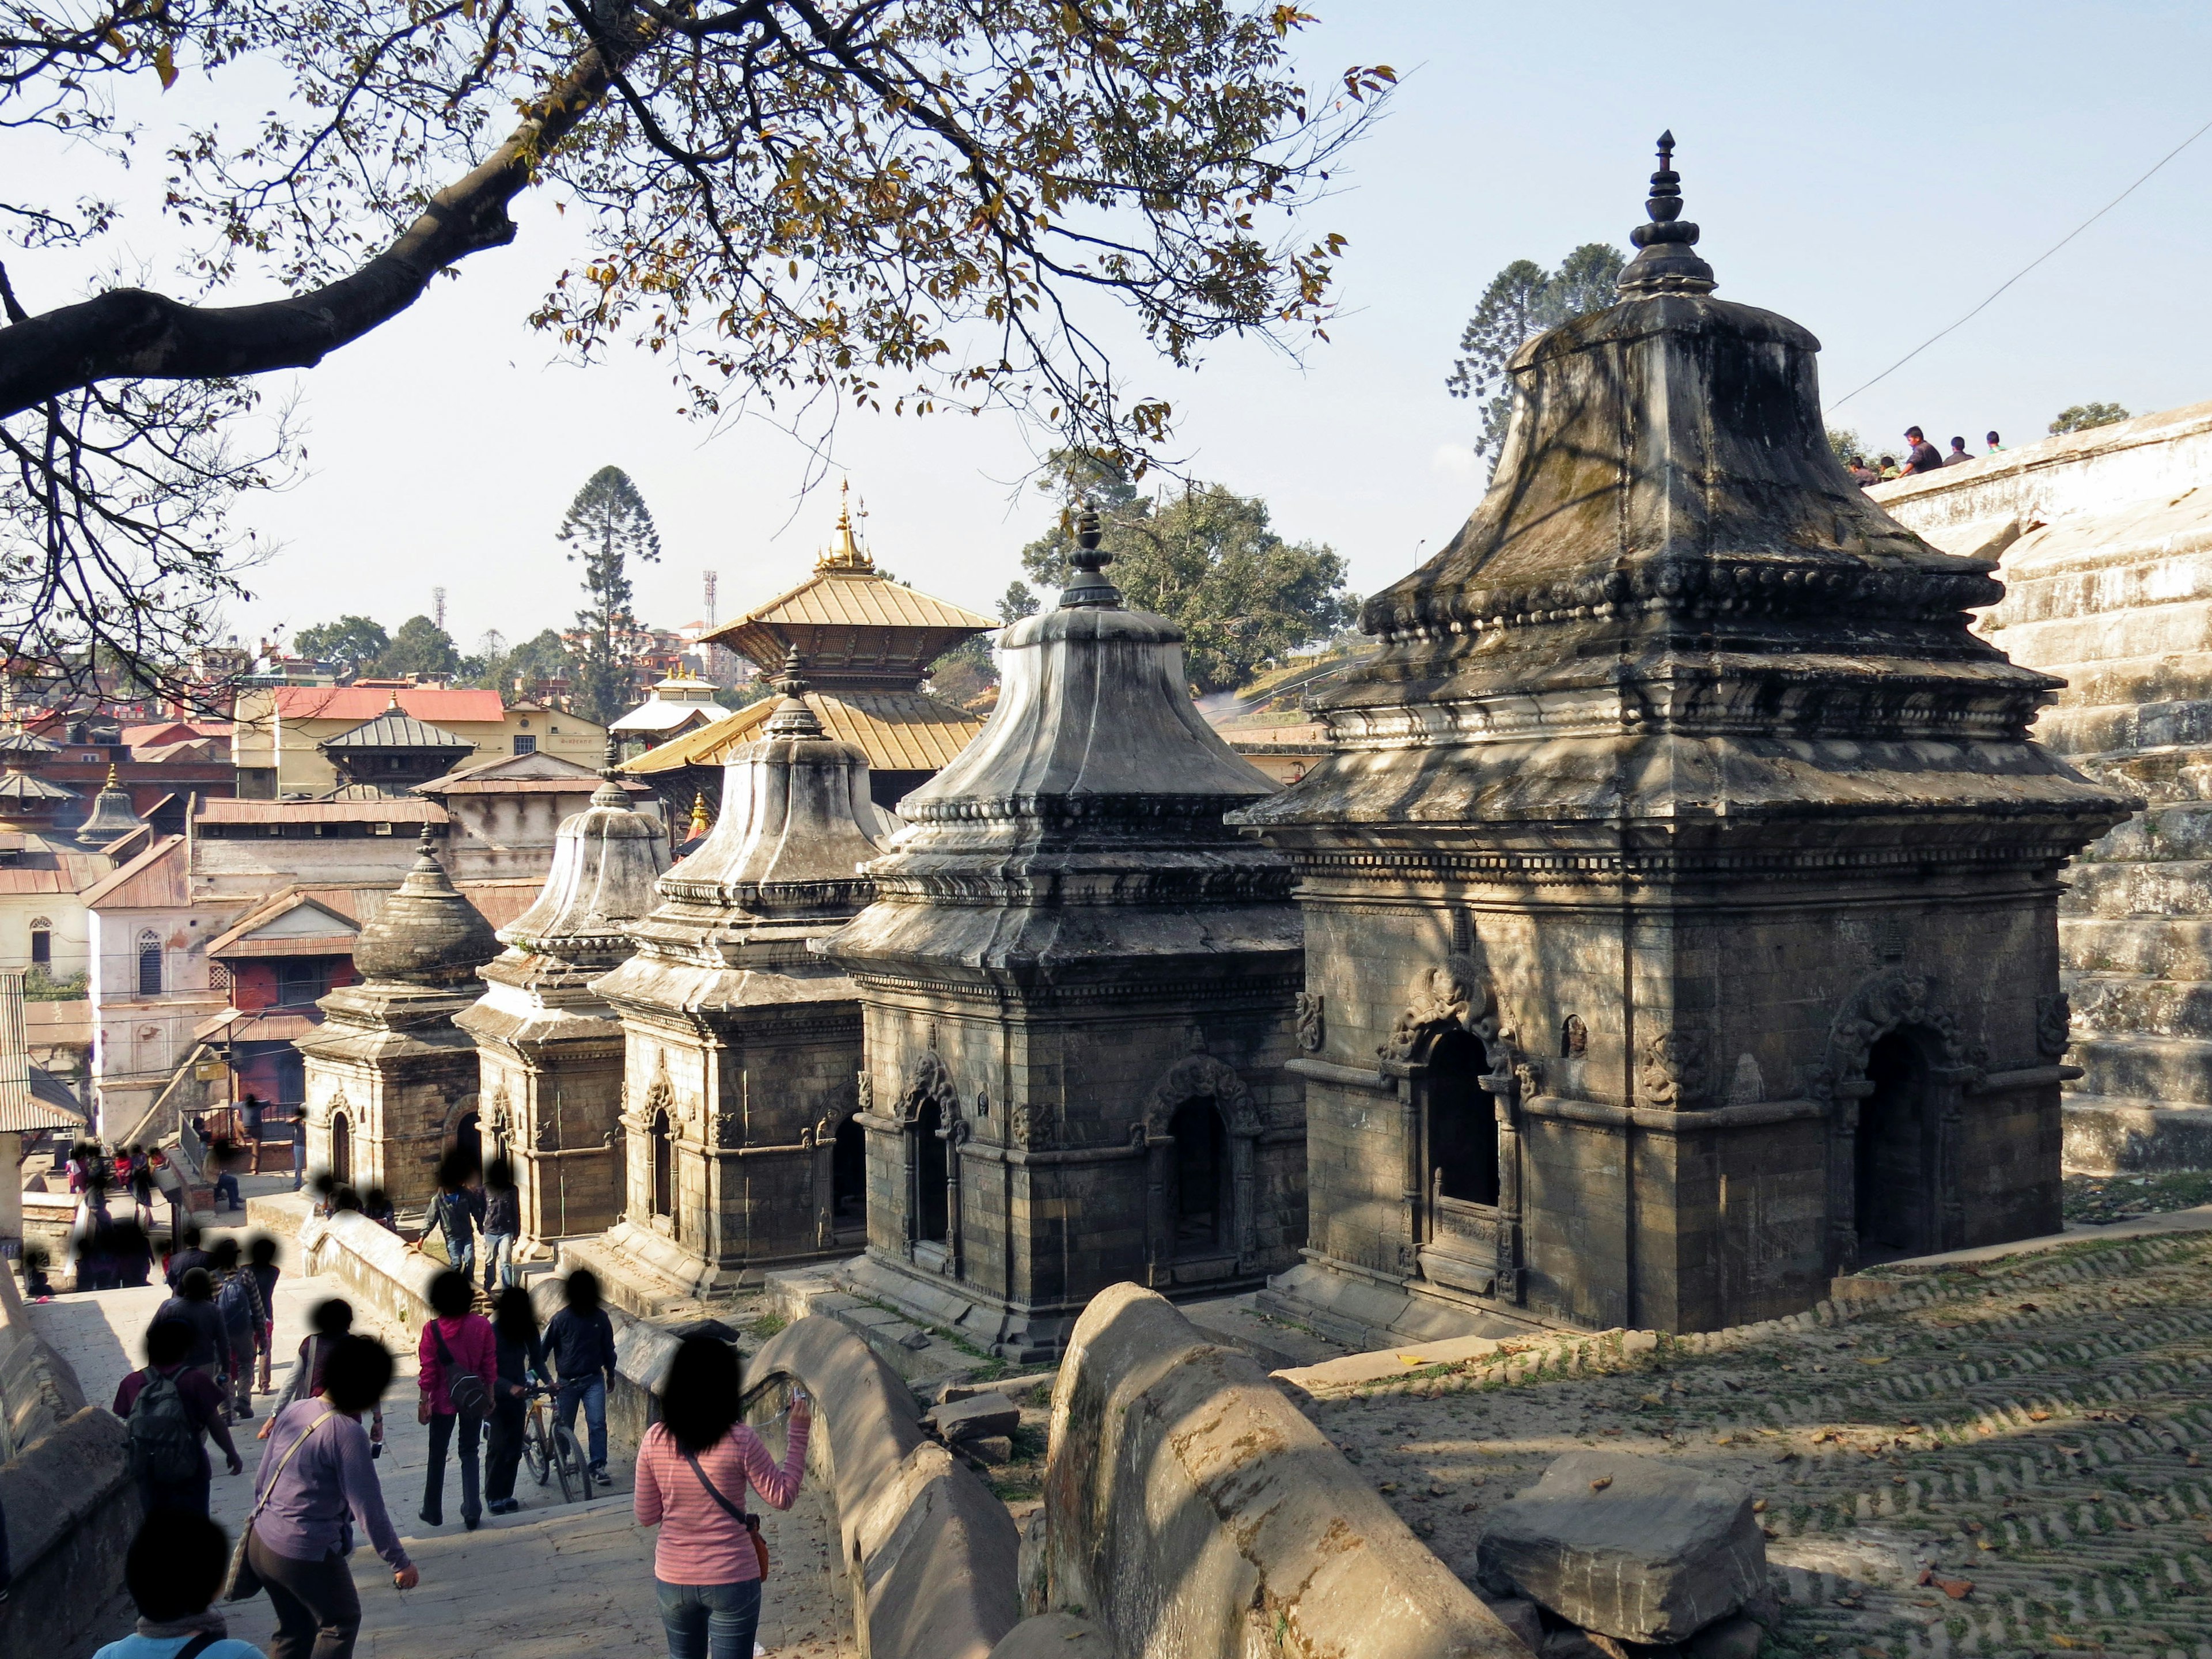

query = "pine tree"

[556,466,662,724]
[1446,243,1627,474]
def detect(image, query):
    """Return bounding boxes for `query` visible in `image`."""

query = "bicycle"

[521,1383,587,1504]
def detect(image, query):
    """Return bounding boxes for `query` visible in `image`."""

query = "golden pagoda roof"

[622,688,984,777]
[703,488,994,686]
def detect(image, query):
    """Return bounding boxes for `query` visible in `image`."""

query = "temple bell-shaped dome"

[498,757,671,967]
[352,826,501,986]
[75,766,149,846]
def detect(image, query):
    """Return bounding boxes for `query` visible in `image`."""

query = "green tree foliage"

[1446,243,1627,471]
[373,615,461,679]
[293,615,390,681]
[927,634,999,710]
[556,466,662,724]
[1020,459,1355,694]
[1826,427,1867,465]
[2050,403,2131,435]
[999,582,1041,626]
[468,628,577,695]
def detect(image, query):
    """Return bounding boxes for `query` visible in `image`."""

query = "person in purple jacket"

[244,1335,416,1659]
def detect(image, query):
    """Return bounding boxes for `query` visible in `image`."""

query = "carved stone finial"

[764,645,825,738]
[1058,503,1122,609]
[1617,129,1717,299]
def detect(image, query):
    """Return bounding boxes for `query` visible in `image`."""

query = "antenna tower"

[432,586,448,631]
[702,570,718,629]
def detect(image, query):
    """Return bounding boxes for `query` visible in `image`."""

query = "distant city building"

[233,684,606,798]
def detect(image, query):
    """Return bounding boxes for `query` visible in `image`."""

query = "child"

[92,1506,265,1658]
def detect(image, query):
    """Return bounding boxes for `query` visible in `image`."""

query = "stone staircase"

[1874,404,2212,1171]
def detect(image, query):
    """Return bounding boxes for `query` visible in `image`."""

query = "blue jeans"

[213,1172,241,1210]
[655,1577,761,1659]
[556,1373,608,1471]
[482,1231,516,1290]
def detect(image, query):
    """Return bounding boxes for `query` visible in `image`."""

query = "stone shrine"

[297,827,501,1210]
[456,750,669,1241]
[823,514,1306,1362]
[577,657,891,1308]
[1234,138,2134,1341]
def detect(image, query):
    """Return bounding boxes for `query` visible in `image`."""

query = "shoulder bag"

[221,1410,337,1601]
[429,1321,491,1418]
[680,1445,771,1580]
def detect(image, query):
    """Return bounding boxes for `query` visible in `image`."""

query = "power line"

[1831,112,2212,411]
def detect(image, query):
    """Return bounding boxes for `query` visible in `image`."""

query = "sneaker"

[593,1466,612,1487]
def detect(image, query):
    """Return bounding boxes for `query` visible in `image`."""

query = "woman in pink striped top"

[634,1336,810,1659]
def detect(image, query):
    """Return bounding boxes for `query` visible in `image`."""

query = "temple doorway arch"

[649,1109,673,1224]
[1168,1097,1230,1258]
[914,1096,949,1244]
[1855,1029,1936,1264]
[831,1116,867,1244]
[331,1111,351,1185]
[1426,1028,1499,1209]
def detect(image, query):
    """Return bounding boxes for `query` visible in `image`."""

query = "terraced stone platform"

[1301,1226,2212,1659]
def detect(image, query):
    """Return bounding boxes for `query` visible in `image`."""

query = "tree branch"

[0,28,646,422]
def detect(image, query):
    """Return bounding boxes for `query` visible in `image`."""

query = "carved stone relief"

[1639,1029,1711,1107]
[2036,991,2072,1059]
[1295,992,1325,1053]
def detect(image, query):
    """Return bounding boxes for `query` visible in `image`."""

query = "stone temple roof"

[74,767,149,846]
[1236,136,2131,850]
[349,827,501,986]
[496,767,671,967]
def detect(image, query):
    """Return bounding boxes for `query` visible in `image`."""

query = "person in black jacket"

[479,1158,520,1293]
[483,1286,550,1514]
[153,1268,233,1395]
[543,1269,618,1486]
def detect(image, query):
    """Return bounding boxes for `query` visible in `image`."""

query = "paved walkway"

[1304,1226,2212,1659]
[35,1229,856,1658]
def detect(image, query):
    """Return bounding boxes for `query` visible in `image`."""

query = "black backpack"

[128,1369,203,1484]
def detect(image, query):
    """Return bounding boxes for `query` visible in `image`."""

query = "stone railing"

[745,1316,1020,1659]
[1035,1283,1527,1659]
[0,1264,140,1659]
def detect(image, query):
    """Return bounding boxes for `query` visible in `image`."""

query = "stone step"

[2079,800,2212,863]
[2064,918,2212,979]
[1987,599,2212,671]
[1982,546,2212,629]
[2066,1032,2212,1108]
[2062,1093,2212,1174]
[2035,696,2212,758]
[2058,858,2212,920]
[2066,971,2212,1040]
[2039,652,2212,714]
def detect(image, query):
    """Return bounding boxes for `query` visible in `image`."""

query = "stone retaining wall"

[0,1265,140,1659]
[747,1316,1020,1659]
[1043,1283,1528,1659]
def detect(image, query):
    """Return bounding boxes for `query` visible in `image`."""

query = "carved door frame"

[1138,1053,1262,1286]
[897,1052,962,1275]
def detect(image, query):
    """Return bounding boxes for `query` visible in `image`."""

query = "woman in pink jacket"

[416,1269,495,1531]
[634,1336,809,1659]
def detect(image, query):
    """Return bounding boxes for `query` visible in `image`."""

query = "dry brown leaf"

[1935,1578,1974,1600]
[1590,1475,1613,1491]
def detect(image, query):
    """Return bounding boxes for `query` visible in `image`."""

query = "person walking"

[416,1270,494,1531]
[420,1154,479,1284]
[113,1319,244,1517]
[156,1268,234,1403]
[634,1336,810,1659]
[484,1285,550,1515]
[245,1335,418,1659]
[128,1146,157,1230]
[165,1226,209,1290]
[545,1268,619,1488]
[93,1509,267,1659]
[288,1110,306,1192]
[479,1158,520,1293]
[246,1237,282,1396]
[241,1094,265,1172]
[207,1239,266,1421]
[260,1300,383,1457]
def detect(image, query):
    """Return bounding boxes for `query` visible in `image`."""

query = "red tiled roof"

[194,798,445,825]
[268,687,506,723]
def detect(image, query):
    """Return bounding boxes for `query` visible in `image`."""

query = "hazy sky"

[16,1,2212,655]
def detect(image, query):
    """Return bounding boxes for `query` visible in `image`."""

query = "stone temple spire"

[1057,505,1120,609]
[1616,129,1717,298]
[75,764,149,846]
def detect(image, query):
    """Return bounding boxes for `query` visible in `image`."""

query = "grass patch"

[747,1312,787,1341]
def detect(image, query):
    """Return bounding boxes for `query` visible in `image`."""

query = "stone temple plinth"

[822,521,1306,1362]
[297,828,500,1212]
[456,757,668,1243]
[579,665,890,1309]
[1232,139,2136,1344]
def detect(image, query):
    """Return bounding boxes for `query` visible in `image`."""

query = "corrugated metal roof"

[623,690,983,775]
[204,891,362,956]
[319,711,475,751]
[196,799,445,824]
[268,687,507,723]
[0,972,75,1130]
[741,570,995,633]
[194,1008,319,1044]
[78,834,188,908]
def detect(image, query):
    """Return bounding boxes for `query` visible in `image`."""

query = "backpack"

[430,1320,491,1417]
[128,1369,204,1484]
[215,1270,257,1328]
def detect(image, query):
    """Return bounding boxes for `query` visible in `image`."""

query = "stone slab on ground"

[1177,1289,1353,1372]
[1277,1331,1506,1393]
[1475,1450,1766,1642]
[925,1392,1019,1442]
[1302,1224,2212,1659]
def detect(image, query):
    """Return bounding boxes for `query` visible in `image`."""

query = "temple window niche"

[1168,1096,1230,1258]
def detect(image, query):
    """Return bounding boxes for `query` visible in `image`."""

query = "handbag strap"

[248,1410,338,1527]
[430,1320,456,1372]
[680,1446,759,1529]
[175,1633,221,1659]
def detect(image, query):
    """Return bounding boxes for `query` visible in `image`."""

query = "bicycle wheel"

[522,1411,550,1484]
[551,1424,585,1503]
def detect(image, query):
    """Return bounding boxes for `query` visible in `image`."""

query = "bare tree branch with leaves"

[0,0,1392,704]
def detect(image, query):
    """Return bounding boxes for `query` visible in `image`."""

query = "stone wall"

[745,1316,1020,1659]
[1041,1282,1528,1659]
[1873,404,2212,1171]
[0,1264,141,1659]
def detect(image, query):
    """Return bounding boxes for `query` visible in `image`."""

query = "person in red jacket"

[415,1270,494,1531]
